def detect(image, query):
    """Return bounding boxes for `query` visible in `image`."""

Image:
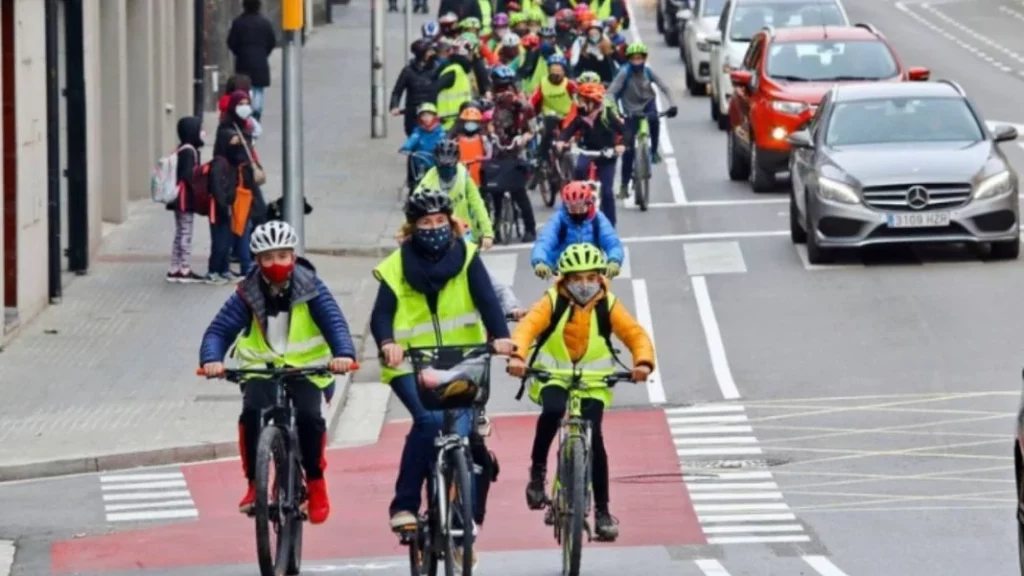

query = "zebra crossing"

[99,470,198,523]
[667,404,812,546]
[694,556,849,575]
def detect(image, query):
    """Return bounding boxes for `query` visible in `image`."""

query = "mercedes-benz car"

[788,80,1020,263]
[678,0,728,95]
[707,0,849,130]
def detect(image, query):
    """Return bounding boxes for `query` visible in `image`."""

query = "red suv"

[726,24,929,191]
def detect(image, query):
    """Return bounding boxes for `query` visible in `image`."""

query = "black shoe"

[521,231,537,243]
[594,509,619,542]
[525,465,547,510]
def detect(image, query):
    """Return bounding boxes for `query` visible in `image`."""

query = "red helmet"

[561,181,594,206]
[521,33,541,50]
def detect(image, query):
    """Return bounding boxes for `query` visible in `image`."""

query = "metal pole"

[371,0,386,138]
[282,0,306,254]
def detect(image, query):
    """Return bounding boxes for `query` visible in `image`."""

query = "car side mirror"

[729,69,753,89]
[677,8,694,21]
[707,30,722,45]
[992,124,1019,143]
[907,66,930,81]
[787,130,813,148]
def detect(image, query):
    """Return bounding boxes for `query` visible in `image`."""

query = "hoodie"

[167,116,204,213]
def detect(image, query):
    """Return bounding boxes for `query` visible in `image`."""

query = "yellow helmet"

[557,243,606,274]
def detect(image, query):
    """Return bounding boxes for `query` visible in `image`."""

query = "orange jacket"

[512,278,655,369]
[457,135,486,186]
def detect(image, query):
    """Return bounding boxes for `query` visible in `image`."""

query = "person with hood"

[432,43,476,131]
[226,0,276,120]
[400,103,448,189]
[372,190,516,570]
[166,116,206,283]
[218,75,263,140]
[391,40,440,137]
[199,220,358,527]
[208,90,267,284]
[530,181,624,278]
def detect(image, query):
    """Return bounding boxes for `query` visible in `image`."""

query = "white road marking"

[689,491,784,501]
[99,470,199,522]
[100,480,187,491]
[331,384,392,448]
[631,279,666,405]
[687,481,779,490]
[684,242,747,275]
[699,512,798,523]
[487,230,790,251]
[665,157,687,204]
[695,559,732,575]
[100,472,184,482]
[694,503,791,512]
[102,490,193,501]
[920,3,1024,67]
[617,247,632,279]
[674,436,760,446]
[667,414,748,424]
[691,276,740,399]
[0,541,12,576]
[678,446,764,456]
[672,425,754,434]
[894,1,1013,73]
[708,535,812,544]
[665,405,745,415]
[622,198,787,209]
[803,555,852,576]
[480,252,519,287]
[703,523,805,534]
[104,499,196,511]
[105,509,199,522]
[686,471,774,481]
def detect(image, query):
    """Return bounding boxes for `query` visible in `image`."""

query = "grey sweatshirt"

[608,65,676,116]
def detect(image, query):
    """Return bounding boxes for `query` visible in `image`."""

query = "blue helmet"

[421,20,440,38]
[491,65,517,85]
[547,54,568,68]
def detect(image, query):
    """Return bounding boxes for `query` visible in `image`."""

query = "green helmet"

[558,243,607,274]
[460,31,480,48]
[577,71,602,85]
[460,17,481,30]
[625,42,648,57]
[417,102,438,115]
[509,12,527,26]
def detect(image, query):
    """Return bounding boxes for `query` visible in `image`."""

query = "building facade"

[1,0,194,336]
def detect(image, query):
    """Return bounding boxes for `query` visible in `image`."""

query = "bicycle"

[402,150,437,201]
[196,363,357,576]
[520,366,633,576]
[483,134,530,245]
[626,110,672,212]
[395,343,496,576]
[571,146,620,215]
[531,114,574,208]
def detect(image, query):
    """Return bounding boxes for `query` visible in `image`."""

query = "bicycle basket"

[408,346,491,410]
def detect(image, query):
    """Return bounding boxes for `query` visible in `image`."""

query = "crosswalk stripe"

[674,436,759,446]
[698,512,797,523]
[695,559,732,575]
[100,473,184,482]
[665,405,745,415]
[105,499,196,512]
[101,480,187,491]
[671,425,754,434]
[694,503,791,512]
[803,555,851,576]
[102,490,192,501]
[707,535,812,545]
[667,414,748,425]
[686,482,779,491]
[677,446,763,456]
[685,471,774,481]
[702,524,805,534]
[689,492,784,501]
[106,509,199,522]
[617,247,632,279]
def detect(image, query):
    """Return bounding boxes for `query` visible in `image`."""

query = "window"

[703,0,727,17]
[824,97,985,146]
[729,2,846,41]
[766,40,898,81]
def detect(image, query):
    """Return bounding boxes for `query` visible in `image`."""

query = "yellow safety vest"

[374,243,487,383]
[232,302,335,388]
[478,0,492,37]
[540,76,573,117]
[415,166,482,235]
[437,64,473,130]
[528,288,618,406]
[569,0,611,18]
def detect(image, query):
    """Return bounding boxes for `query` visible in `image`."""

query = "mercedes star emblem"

[907,186,929,210]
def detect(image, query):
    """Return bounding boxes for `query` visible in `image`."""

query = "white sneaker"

[390,510,417,530]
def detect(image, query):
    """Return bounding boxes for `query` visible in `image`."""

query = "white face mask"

[236,104,253,120]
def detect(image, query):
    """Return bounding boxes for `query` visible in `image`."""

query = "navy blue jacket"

[199,258,357,365]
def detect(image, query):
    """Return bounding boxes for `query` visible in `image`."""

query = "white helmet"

[501,32,520,49]
[250,220,299,254]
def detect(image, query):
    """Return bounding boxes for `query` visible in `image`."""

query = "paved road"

[5,0,1024,573]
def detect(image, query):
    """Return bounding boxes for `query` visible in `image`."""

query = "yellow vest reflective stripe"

[591,0,611,19]
[478,0,492,36]
[373,242,487,382]
[438,64,473,130]
[540,76,573,117]
[233,302,335,388]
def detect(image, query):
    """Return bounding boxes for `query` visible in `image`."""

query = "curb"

[306,245,396,258]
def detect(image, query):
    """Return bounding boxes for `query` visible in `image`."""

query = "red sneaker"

[306,478,330,524]
[239,481,256,514]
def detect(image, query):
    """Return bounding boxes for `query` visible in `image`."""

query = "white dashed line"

[894,1,1014,73]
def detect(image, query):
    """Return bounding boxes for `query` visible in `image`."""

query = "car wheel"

[727,130,750,181]
[666,24,679,46]
[656,5,665,33]
[748,144,775,192]
[716,96,729,130]
[686,66,700,95]
[789,192,806,244]
[710,89,720,121]
[679,35,687,61]
[991,238,1021,260]
[805,195,835,264]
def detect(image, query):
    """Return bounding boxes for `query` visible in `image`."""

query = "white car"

[679,0,728,96]
[707,0,850,130]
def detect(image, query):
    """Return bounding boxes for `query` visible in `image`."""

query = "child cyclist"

[199,220,358,525]
[507,243,654,542]
[414,140,495,249]
[531,181,624,279]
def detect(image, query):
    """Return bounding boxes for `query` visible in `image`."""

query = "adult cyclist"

[608,42,678,199]
[531,181,624,279]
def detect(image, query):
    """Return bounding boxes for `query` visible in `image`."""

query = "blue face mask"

[413,226,452,256]
[438,165,457,180]
[463,121,480,133]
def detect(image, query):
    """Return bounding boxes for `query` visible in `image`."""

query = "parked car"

[787,80,1020,263]
[678,0,729,95]
[707,0,849,130]
[726,24,930,191]
[658,0,692,47]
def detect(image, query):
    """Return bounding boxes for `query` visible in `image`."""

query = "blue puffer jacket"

[199,258,357,398]
[531,205,625,268]
[399,123,446,157]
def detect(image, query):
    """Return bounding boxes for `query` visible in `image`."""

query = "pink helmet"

[482,109,494,122]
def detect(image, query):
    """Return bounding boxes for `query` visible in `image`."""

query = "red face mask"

[260,262,294,284]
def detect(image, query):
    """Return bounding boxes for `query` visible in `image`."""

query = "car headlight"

[770,100,808,115]
[973,170,1014,200]
[816,177,859,204]
[696,33,710,52]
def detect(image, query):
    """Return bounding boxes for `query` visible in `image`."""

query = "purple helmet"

[492,12,509,27]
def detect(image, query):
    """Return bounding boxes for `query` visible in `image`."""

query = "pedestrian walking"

[226,0,276,121]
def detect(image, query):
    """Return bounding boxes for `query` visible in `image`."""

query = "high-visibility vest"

[437,64,473,131]
[569,0,611,19]
[373,243,486,383]
[528,288,618,406]
[540,76,573,117]
[415,165,481,232]
[232,303,335,388]
[478,0,493,37]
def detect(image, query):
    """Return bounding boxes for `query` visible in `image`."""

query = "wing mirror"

[992,124,1019,143]
[707,30,722,45]
[729,69,753,89]
[907,66,930,81]
[786,130,813,148]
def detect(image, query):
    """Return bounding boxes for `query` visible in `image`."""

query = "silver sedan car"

[788,80,1020,264]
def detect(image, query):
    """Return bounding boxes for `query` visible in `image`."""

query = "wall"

[99,0,127,223]
[82,0,101,253]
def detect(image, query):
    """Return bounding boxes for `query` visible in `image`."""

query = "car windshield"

[766,40,898,81]
[825,97,984,146]
[703,0,727,17]
[729,3,846,41]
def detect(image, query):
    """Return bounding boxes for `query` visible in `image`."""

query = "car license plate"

[886,212,951,228]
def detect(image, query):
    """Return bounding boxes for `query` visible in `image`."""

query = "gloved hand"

[666,106,679,118]
[605,262,621,278]
[534,263,553,279]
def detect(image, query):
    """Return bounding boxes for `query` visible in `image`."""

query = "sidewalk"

[0,2,423,481]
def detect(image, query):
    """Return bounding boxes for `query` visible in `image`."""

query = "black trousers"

[530,386,610,509]
[239,377,327,481]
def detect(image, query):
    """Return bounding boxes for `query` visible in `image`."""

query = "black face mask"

[569,212,588,224]
[413,226,453,257]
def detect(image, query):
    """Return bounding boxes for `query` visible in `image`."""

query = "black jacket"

[390,60,439,113]
[227,12,277,87]
[438,0,481,20]
[166,116,205,213]
[559,108,628,166]
[210,121,267,225]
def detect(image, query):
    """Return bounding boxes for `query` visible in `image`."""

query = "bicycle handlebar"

[572,146,619,159]
[520,366,633,388]
[196,362,360,381]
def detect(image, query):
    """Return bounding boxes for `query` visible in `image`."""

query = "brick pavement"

[0,2,423,480]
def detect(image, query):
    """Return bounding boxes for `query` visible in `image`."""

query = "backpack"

[150,145,194,204]
[515,293,627,400]
[191,156,225,218]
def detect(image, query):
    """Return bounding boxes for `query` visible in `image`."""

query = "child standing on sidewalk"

[166,116,205,283]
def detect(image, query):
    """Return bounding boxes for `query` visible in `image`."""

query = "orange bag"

[231,166,253,236]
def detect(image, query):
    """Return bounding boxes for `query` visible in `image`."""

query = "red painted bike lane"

[52,409,705,573]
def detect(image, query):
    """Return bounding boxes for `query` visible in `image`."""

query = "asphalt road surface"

[7,0,1024,574]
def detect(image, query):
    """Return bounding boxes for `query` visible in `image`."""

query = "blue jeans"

[209,219,253,275]
[250,87,265,120]
[574,157,618,227]
[390,374,475,518]
[620,101,660,188]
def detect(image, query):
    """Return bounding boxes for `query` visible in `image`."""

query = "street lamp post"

[282,0,306,253]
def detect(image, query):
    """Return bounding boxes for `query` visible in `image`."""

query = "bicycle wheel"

[500,194,516,244]
[444,448,476,576]
[406,518,438,576]
[635,138,650,212]
[254,426,292,576]
[285,453,305,575]
[539,165,556,207]
[561,436,587,576]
